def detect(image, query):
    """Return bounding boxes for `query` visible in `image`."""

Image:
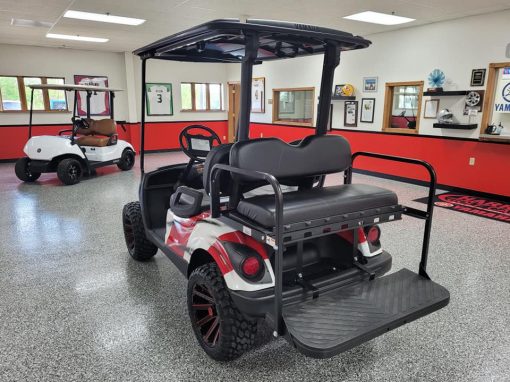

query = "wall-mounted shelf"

[423,90,471,96]
[433,123,478,130]
[331,95,356,101]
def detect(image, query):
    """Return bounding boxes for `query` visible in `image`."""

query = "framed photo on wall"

[145,83,173,116]
[424,99,439,118]
[73,75,110,116]
[470,69,486,87]
[363,77,378,92]
[251,77,265,113]
[360,98,375,123]
[344,100,358,127]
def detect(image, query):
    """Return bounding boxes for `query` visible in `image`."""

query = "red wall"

[250,123,510,197]
[0,121,228,160]
[1,120,508,196]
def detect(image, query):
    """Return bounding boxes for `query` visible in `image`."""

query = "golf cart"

[15,84,135,185]
[123,19,450,361]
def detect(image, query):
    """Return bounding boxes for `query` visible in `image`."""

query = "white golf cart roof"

[28,83,123,92]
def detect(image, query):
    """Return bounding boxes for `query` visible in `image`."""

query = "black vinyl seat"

[228,135,400,229]
[237,184,398,228]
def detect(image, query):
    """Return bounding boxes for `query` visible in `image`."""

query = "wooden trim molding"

[382,80,424,134]
[480,62,510,134]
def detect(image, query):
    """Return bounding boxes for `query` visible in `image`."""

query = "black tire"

[122,201,158,261]
[188,263,257,361]
[57,158,83,185]
[117,149,135,171]
[15,157,41,182]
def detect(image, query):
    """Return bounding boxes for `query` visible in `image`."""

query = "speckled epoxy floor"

[0,152,509,382]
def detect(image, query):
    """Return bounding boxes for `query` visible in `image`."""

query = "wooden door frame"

[382,81,424,134]
[227,82,240,143]
[480,62,510,132]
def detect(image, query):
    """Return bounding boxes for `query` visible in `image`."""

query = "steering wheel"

[178,125,221,163]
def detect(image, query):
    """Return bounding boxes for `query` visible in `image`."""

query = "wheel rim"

[191,283,220,347]
[123,215,135,253]
[68,164,80,180]
[125,152,134,167]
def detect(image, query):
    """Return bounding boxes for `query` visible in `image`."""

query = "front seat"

[76,118,118,147]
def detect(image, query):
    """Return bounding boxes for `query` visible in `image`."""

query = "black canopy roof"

[134,19,371,62]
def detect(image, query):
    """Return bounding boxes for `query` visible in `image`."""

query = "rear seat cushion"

[76,135,110,147]
[237,184,398,228]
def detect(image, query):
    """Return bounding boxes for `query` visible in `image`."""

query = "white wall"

[227,9,510,139]
[131,57,229,122]
[0,44,129,125]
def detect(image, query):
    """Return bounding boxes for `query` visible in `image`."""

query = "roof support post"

[237,33,259,141]
[140,58,147,173]
[316,43,341,135]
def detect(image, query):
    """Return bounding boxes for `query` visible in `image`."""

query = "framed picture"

[470,69,486,87]
[360,98,375,123]
[363,77,378,93]
[334,84,344,96]
[251,77,265,113]
[424,99,439,119]
[145,83,173,116]
[73,75,110,116]
[344,101,358,127]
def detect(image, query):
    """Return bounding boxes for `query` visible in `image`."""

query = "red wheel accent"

[191,283,220,348]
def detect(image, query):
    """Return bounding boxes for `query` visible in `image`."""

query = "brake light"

[366,225,381,244]
[241,256,261,278]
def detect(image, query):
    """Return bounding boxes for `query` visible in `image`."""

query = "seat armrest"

[170,186,204,218]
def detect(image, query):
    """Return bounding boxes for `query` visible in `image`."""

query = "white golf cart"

[15,84,135,185]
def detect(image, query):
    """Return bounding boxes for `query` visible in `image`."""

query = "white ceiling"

[1,0,510,52]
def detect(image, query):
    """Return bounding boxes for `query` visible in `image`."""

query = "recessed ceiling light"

[11,18,53,28]
[63,10,145,26]
[46,33,109,43]
[343,11,415,25]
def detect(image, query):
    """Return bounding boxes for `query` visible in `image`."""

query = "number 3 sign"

[146,83,173,116]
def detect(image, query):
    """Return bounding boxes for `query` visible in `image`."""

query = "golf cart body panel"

[24,135,86,161]
[127,19,450,360]
[15,84,136,185]
[82,140,134,162]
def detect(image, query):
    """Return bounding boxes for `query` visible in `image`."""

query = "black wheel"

[188,263,257,361]
[122,201,158,261]
[15,157,41,182]
[117,149,135,171]
[57,158,83,185]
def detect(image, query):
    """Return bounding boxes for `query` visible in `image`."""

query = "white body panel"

[23,135,133,163]
[82,140,133,162]
[24,136,85,161]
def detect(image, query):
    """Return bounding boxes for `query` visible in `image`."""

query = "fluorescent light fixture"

[64,10,145,26]
[46,33,109,43]
[11,18,53,28]
[343,11,415,25]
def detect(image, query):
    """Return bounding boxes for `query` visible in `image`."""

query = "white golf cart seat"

[230,135,399,228]
[76,118,118,147]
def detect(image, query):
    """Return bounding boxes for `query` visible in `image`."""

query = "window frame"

[272,87,316,127]
[0,75,69,113]
[382,81,424,134]
[180,82,224,112]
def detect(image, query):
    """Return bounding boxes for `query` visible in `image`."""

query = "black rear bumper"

[230,251,392,318]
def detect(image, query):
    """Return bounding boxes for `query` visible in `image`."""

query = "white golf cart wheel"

[57,158,83,185]
[15,157,41,182]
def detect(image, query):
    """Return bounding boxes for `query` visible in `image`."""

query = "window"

[382,81,423,133]
[0,76,68,112]
[272,87,315,127]
[180,82,224,111]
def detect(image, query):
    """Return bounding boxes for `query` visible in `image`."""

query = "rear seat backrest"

[229,135,352,182]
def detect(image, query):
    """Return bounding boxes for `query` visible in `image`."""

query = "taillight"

[241,256,262,279]
[366,225,381,244]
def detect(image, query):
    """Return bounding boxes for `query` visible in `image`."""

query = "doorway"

[227,83,241,142]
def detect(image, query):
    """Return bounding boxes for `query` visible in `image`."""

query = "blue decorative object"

[428,69,445,88]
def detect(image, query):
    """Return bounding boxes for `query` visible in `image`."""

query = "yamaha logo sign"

[503,82,510,103]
